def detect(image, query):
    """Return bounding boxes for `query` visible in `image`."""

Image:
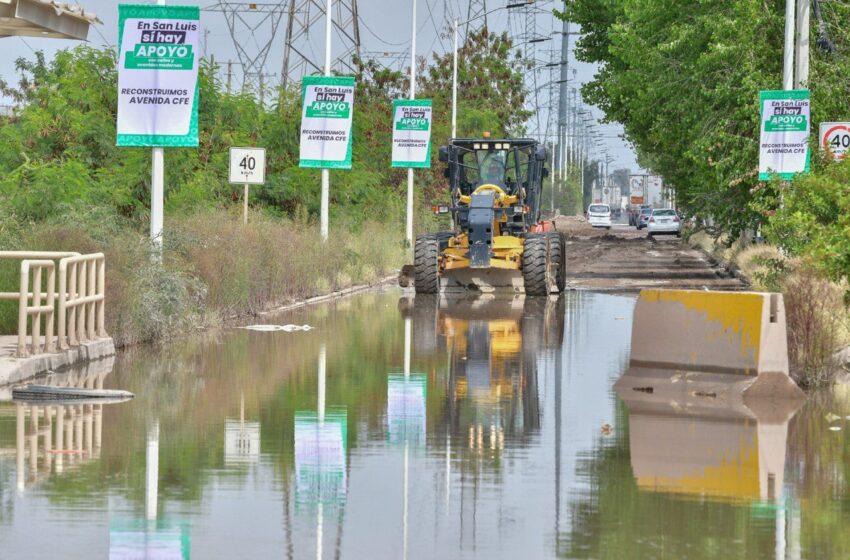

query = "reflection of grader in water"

[617,384,802,502]
[403,295,563,458]
[5,357,117,491]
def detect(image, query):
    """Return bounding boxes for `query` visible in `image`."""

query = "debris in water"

[829,426,842,432]
[12,385,134,401]
[825,413,842,423]
[240,324,314,332]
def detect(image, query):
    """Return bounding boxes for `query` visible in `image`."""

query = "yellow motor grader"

[412,137,564,295]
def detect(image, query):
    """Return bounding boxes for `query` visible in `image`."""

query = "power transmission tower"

[507,0,553,137]
[205,2,288,95]
[360,51,408,72]
[465,0,487,40]
[281,0,362,89]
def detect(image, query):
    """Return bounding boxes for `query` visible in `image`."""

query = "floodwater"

[0,290,848,559]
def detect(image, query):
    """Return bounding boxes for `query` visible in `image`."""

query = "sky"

[0,0,639,173]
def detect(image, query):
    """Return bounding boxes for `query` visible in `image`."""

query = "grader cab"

[412,137,565,295]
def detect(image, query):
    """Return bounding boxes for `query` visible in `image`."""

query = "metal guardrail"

[0,252,107,357]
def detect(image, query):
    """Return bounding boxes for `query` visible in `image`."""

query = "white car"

[587,204,612,229]
[647,208,681,237]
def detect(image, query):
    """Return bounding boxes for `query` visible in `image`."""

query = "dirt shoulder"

[553,216,747,292]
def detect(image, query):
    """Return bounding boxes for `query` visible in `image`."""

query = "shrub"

[783,268,849,388]
[0,208,408,346]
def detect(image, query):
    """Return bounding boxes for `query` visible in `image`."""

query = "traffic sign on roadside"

[229,147,266,185]
[819,122,850,160]
[229,147,266,224]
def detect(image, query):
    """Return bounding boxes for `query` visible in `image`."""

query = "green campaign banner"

[758,89,810,180]
[116,4,200,147]
[391,99,432,168]
[299,76,355,169]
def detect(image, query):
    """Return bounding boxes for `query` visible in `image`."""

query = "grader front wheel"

[414,234,440,294]
[522,234,551,296]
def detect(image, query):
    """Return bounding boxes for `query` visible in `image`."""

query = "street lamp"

[452,1,532,137]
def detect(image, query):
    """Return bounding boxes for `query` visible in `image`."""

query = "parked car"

[636,206,653,230]
[587,203,612,229]
[647,208,681,237]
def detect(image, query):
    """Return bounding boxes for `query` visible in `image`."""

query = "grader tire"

[414,234,440,294]
[523,234,551,296]
[547,232,566,293]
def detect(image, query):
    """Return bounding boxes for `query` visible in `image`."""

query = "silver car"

[647,208,681,237]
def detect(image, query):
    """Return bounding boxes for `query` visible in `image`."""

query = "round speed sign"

[820,122,850,160]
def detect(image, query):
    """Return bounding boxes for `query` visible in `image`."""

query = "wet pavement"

[0,289,848,559]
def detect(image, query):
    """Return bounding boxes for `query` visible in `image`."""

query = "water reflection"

[12,357,116,491]
[405,295,561,464]
[2,290,849,559]
[224,394,261,465]
[615,385,802,503]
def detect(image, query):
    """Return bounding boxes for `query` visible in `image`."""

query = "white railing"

[58,253,106,349]
[0,252,107,357]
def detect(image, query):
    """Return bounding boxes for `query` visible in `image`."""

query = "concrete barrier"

[615,289,804,400]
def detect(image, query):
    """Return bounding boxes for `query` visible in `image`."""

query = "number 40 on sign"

[229,147,266,224]
[819,122,850,160]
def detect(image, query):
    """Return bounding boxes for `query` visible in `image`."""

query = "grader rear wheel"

[546,232,566,293]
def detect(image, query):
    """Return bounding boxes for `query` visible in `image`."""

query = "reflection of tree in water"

[784,388,850,560]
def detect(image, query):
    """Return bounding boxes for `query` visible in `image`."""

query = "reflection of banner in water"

[294,409,347,508]
[109,521,190,559]
[224,419,261,465]
[387,374,427,446]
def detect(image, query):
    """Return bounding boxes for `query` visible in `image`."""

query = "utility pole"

[557,18,569,183]
[320,0,332,241]
[783,0,795,90]
[550,140,556,214]
[795,0,810,88]
[151,0,166,255]
[405,0,417,247]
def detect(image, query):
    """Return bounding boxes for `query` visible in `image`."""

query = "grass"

[0,207,409,348]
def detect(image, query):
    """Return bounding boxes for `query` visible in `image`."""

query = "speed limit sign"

[229,147,266,185]
[819,122,850,160]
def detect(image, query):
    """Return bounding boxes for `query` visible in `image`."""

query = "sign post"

[229,147,266,224]
[819,122,850,160]
[758,89,811,180]
[299,75,355,240]
[117,2,201,253]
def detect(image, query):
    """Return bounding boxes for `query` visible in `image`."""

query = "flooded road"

[0,290,848,559]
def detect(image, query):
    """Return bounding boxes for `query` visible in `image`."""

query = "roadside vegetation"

[0,30,531,346]
[562,1,850,386]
